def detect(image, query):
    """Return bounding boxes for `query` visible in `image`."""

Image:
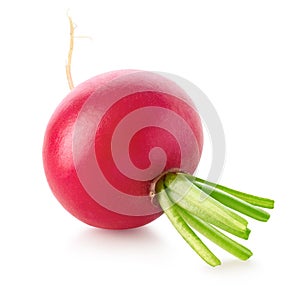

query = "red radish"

[43,70,203,229]
[43,17,274,267]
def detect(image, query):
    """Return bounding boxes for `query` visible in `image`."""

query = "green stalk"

[155,181,221,267]
[164,173,250,239]
[152,171,274,267]
[193,181,271,222]
[184,174,274,209]
[177,207,253,260]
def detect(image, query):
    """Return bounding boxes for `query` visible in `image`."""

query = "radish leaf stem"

[193,181,271,222]
[164,173,250,239]
[184,174,275,209]
[154,171,274,267]
[156,180,221,266]
[177,208,253,260]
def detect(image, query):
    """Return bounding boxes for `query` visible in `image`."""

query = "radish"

[43,69,203,228]
[42,17,274,267]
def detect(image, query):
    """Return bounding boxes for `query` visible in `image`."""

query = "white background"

[0,0,299,285]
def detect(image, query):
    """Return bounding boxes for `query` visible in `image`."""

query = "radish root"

[66,15,75,90]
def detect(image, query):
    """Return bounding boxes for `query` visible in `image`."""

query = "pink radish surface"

[43,70,203,229]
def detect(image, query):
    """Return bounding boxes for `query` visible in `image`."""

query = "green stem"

[177,207,253,260]
[192,181,271,222]
[184,174,274,209]
[156,181,221,267]
[152,171,274,267]
[164,173,250,239]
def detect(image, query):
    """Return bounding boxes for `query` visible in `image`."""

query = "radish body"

[43,70,203,229]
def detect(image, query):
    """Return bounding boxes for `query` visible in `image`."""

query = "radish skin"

[43,70,203,228]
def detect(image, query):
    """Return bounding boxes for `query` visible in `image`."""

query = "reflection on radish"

[42,18,274,267]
